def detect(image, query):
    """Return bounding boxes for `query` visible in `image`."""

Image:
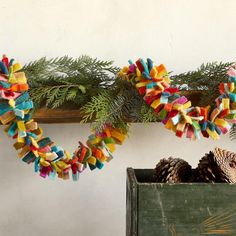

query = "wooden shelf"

[34,108,84,123]
[33,91,202,123]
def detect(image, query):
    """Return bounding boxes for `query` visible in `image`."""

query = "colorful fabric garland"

[0,55,126,180]
[119,59,236,140]
[0,55,236,180]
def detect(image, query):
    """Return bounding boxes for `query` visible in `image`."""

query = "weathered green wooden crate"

[126,168,236,236]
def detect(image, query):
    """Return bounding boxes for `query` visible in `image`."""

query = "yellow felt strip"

[91,137,102,145]
[136,68,141,77]
[9,72,27,84]
[29,137,39,148]
[64,150,71,160]
[163,76,170,84]
[172,104,183,111]
[12,63,22,72]
[106,143,115,153]
[40,158,51,167]
[206,128,219,140]
[150,99,161,109]
[87,156,96,165]
[222,98,229,110]
[57,161,70,170]
[136,81,149,88]
[8,99,15,108]
[45,152,58,161]
[183,114,192,124]
[165,119,174,130]
[17,121,26,131]
[17,135,25,144]
[51,162,62,173]
[183,101,191,109]
[229,82,234,92]
[214,118,228,127]
[32,150,39,157]
[150,67,158,78]
[110,129,126,143]
[157,82,164,91]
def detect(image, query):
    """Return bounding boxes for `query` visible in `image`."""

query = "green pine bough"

[23,56,235,139]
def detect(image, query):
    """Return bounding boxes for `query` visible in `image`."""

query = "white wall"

[0,1,235,236]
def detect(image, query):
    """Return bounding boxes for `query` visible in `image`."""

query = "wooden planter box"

[126,168,236,236]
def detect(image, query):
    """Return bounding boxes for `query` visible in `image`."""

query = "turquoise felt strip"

[16,101,33,110]
[14,109,24,119]
[0,106,11,116]
[172,114,180,125]
[19,130,27,138]
[128,60,133,65]
[15,92,30,105]
[8,122,17,137]
[194,130,200,139]
[9,59,14,67]
[140,59,150,76]
[96,159,104,169]
[229,76,236,83]
[146,82,157,89]
[49,170,56,180]
[201,121,207,131]
[0,81,10,88]
[208,122,215,131]
[229,93,236,102]
[34,157,40,172]
[38,137,52,148]
[160,96,168,104]
[27,132,38,139]
[22,151,36,164]
[0,61,8,74]
[72,172,79,181]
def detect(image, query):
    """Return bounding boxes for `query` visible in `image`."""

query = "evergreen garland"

[23,55,119,109]
[171,62,234,106]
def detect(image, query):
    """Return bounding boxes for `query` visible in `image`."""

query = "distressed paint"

[126,168,236,236]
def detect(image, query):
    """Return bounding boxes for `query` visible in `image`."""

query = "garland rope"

[0,55,126,180]
[0,55,236,181]
[119,59,236,140]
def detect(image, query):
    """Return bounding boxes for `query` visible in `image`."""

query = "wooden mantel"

[33,108,84,123]
[33,91,202,123]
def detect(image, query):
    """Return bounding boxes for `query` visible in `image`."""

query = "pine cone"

[154,157,192,183]
[195,147,236,183]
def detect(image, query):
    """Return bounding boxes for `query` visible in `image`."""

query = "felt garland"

[118,59,236,140]
[0,55,236,181]
[0,55,126,180]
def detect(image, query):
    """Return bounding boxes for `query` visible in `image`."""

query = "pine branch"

[171,62,234,106]
[139,104,161,123]
[22,56,119,109]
